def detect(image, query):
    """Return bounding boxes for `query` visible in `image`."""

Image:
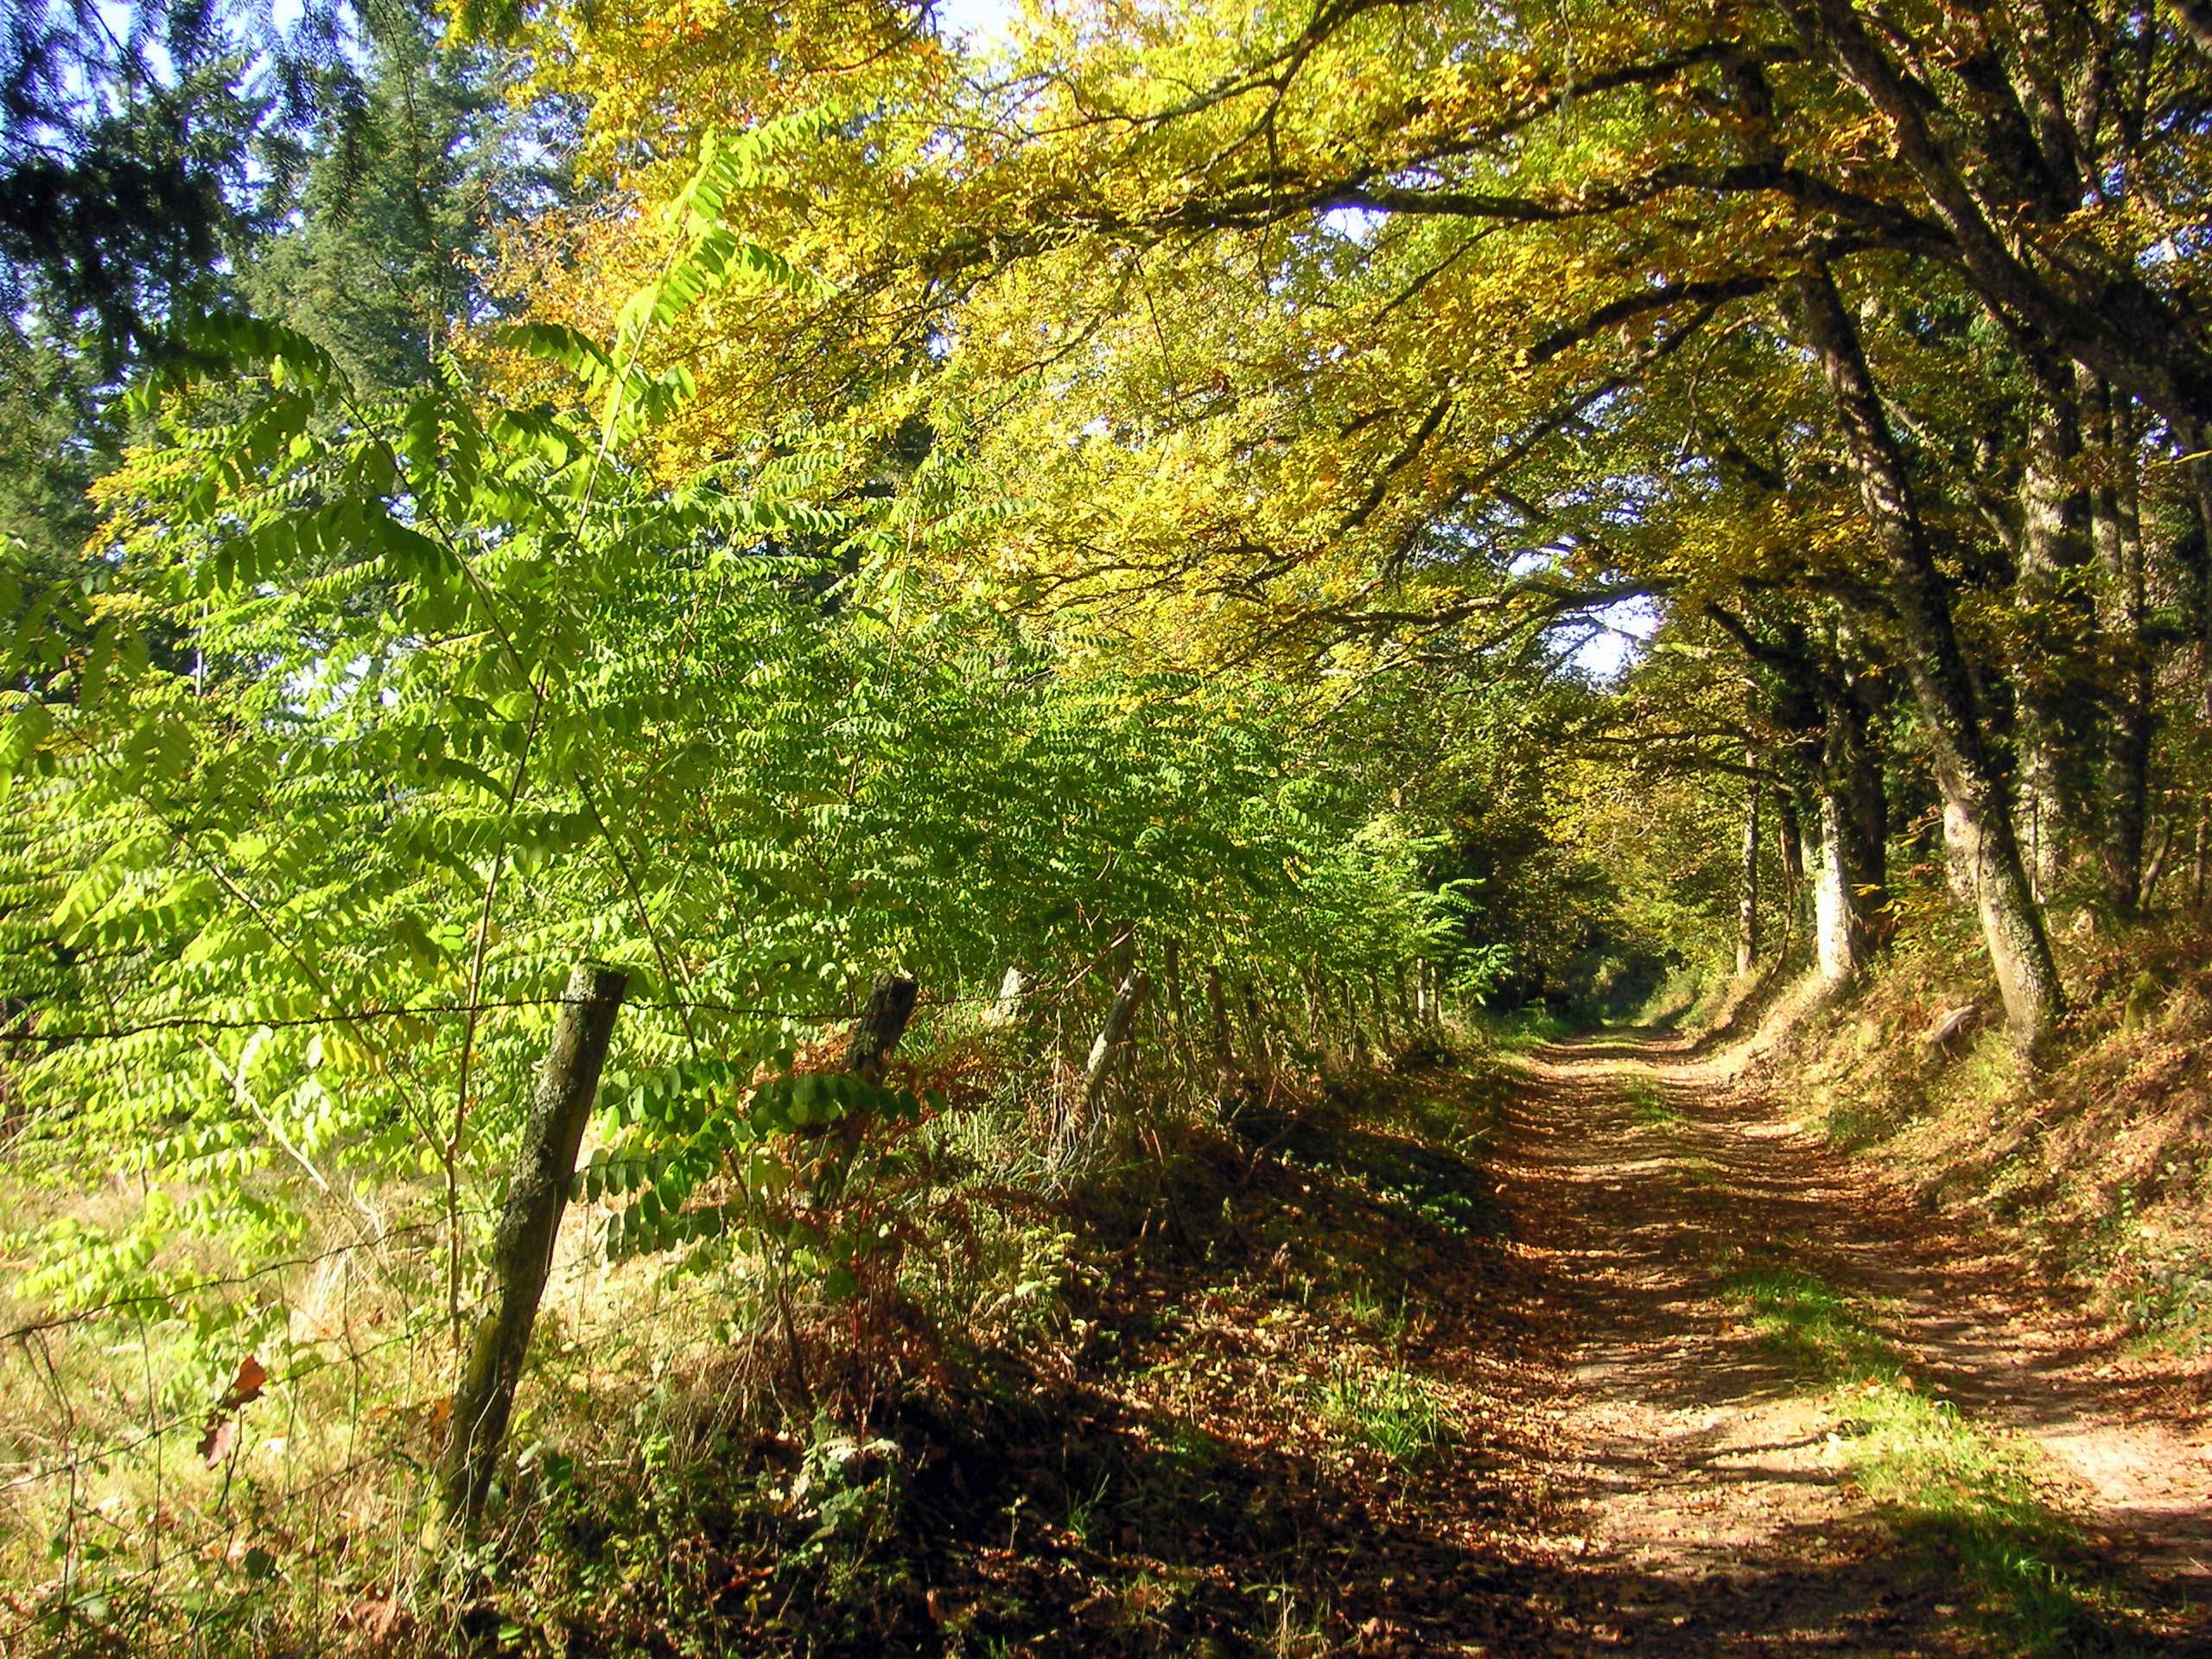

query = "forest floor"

[881,1031,2212,1658]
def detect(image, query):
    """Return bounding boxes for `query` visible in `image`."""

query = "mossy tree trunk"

[1792,264,2063,1054]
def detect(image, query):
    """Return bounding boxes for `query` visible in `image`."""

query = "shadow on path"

[1484,1028,2212,1656]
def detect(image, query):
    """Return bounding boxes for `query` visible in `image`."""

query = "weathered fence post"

[820,970,920,1207]
[988,965,1028,1026]
[1239,979,1273,1084]
[844,973,919,1081]
[441,962,627,1528]
[1081,964,1150,1116]
[1204,964,1236,1090]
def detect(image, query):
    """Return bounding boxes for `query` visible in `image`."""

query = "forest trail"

[1491,1032,2212,1656]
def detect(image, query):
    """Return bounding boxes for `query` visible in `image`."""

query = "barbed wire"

[0,981,1090,1047]
[0,1438,406,1650]
[0,1256,821,1654]
[0,1223,444,1347]
[0,995,844,1045]
[0,1309,460,1500]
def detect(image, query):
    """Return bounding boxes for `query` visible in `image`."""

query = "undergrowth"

[1764,903,2212,1355]
[1,1026,1514,1656]
[1474,1008,1574,1052]
[1620,1073,1683,1127]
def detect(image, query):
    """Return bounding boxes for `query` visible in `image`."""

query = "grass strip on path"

[1726,1265,2151,1658]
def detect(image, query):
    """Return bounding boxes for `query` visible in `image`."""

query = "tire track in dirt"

[1487,1031,2212,1657]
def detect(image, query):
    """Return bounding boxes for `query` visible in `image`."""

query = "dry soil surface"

[1493,1030,2212,1656]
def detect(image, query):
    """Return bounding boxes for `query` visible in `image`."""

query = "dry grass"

[1757,901,2212,1352]
[0,1001,1395,1656]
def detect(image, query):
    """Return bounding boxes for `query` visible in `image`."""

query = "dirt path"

[861,1033,2209,1656]
[1492,1032,2212,1657]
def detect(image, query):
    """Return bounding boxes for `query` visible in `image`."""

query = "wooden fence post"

[844,974,918,1081]
[1204,964,1236,1090]
[1082,965,1150,1116]
[441,962,626,1528]
[988,965,1028,1025]
[835,971,918,1168]
[1239,979,1273,1084]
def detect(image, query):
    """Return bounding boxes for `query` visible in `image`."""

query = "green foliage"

[239,5,561,396]
[0,133,1451,1377]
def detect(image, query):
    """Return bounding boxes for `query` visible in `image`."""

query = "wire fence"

[0,1223,456,1650]
[0,1205,791,1646]
[0,977,1103,1048]
[0,956,1453,1654]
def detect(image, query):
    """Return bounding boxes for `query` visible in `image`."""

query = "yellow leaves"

[487,0,1936,673]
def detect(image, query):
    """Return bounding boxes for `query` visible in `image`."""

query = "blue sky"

[934,0,1020,46]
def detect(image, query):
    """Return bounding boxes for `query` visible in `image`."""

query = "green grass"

[1725,1265,2151,1656]
[1621,1073,1685,1126]
[1316,1361,1451,1464]
[1065,1471,1112,1548]
[1341,1279,1411,1341]
[1728,1266,1900,1382]
[1249,1582,1332,1659]
[1482,1008,1575,1052]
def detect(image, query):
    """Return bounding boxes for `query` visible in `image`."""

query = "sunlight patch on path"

[1483,1032,2206,1656]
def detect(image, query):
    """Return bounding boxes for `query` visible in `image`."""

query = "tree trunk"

[1826,680,1890,951]
[2191,443,2212,724]
[1806,803,1859,985]
[1370,972,1394,1052]
[1702,602,1883,965]
[1777,786,1807,941]
[1204,964,1236,1090]
[2141,816,2176,911]
[1161,938,1198,1077]
[2087,376,2153,919]
[1736,753,1761,976]
[1800,0,2212,435]
[2013,387,2092,899]
[1791,265,2063,1052]
[442,963,627,1529]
